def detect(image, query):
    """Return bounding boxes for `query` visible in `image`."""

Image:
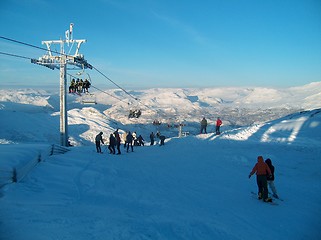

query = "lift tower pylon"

[32,23,92,146]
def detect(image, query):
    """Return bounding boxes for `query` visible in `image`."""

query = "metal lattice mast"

[32,23,92,146]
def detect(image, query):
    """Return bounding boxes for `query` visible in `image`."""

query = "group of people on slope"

[95,129,122,154]
[95,130,166,154]
[149,131,165,146]
[249,156,279,202]
[69,78,91,94]
[200,117,222,135]
[96,131,279,204]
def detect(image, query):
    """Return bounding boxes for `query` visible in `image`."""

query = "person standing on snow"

[122,131,128,149]
[150,132,155,146]
[265,158,279,199]
[114,129,121,155]
[156,131,160,138]
[249,156,272,202]
[216,117,222,135]
[137,135,145,146]
[126,131,134,152]
[200,117,208,134]
[95,132,104,153]
[159,135,166,146]
[108,133,116,154]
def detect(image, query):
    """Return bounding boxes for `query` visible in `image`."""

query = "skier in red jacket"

[249,156,272,202]
[215,117,222,135]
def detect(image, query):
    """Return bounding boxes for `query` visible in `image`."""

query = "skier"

[249,156,272,202]
[83,79,91,93]
[69,78,75,93]
[216,117,222,135]
[200,117,207,134]
[95,132,104,153]
[123,131,128,149]
[75,79,80,94]
[126,131,134,152]
[78,79,83,93]
[159,135,166,146]
[137,135,145,146]
[265,158,279,199]
[150,132,155,146]
[132,131,138,146]
[114,129,121,155]
[108,133,116,154]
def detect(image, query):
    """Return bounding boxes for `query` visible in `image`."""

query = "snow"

[0,83,321,239]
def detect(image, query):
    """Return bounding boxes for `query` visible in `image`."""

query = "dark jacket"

[95,132,104,144]
[109,134,116,146]
[126,132,133,143]
[265,158,275,181]
[114,130,121,143]
[150,133,155,140]
[201,118,207,126]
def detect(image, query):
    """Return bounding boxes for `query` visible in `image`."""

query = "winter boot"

[258,192,262,200]
[264,197,272,202]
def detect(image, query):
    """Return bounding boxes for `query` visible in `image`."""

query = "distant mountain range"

[0,81,320,145]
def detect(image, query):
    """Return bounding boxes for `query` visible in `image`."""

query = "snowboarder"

[265,158,279,199]
[249,156,272,202]
[150,132,155,146]
[200,117,207,134]
[114,129,121,155]
[216,117,222,135]
[108,133,116,154]
[95,132,104,153]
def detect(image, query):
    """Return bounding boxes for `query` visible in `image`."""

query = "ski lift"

[128,109,142,118]
[75,69,97,105]
[167,117,184,128]
[81,93,97,105]
[128,101,142,118]
[153,119,161,125]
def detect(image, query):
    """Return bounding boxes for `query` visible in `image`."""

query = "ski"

[251,192,279,205]
[268,192,284,201]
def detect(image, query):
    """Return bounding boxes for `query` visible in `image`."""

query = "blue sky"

[1,0,321,89]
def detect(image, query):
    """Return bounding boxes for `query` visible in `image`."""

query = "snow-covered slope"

[0,108,320,240]
[0,83,321,239]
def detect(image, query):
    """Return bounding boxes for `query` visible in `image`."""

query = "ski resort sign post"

[32,24,92,146]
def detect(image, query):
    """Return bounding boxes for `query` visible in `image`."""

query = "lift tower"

[32,24,92,146]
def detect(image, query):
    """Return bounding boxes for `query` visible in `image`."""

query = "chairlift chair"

[75,69,96,104]
[81,93,97,105]
[128,101,142,118]
[128,109,142,118]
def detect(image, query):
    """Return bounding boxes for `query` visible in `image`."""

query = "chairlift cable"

[1,36,161,116]
[92,66,138,102]
[67,73,127,104]
[0,51,32,60]
[90,85,129,104]
[1,36,139,102]
[0,36,77,60]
